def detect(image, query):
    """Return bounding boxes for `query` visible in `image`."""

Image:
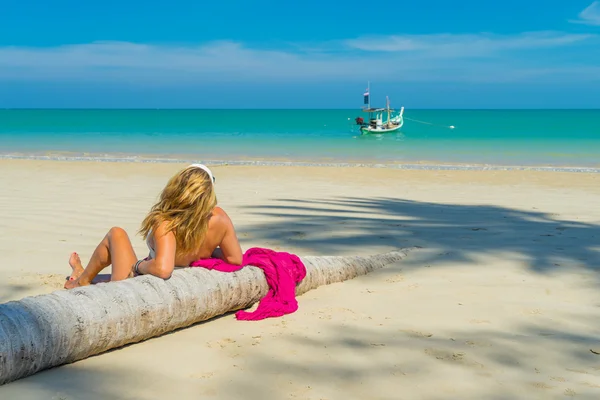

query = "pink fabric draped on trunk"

[189,247,307,321]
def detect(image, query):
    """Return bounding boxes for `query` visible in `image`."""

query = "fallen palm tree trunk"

[0,248,415,385]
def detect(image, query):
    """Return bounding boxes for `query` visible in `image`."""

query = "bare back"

[146,206,242,267]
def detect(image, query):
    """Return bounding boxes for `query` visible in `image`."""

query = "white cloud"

[0,41,361,82]
[570,1,600,26]
[0,31,597,85]
[344,31,594,55]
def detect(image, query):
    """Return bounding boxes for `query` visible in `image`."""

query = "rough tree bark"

[0,248,415,385]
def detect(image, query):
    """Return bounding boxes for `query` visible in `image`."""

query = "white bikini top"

[146,229,156,259]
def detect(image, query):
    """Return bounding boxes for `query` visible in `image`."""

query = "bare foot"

[67,252,84,281]
[64,276,92,289]
[64,277,81,289]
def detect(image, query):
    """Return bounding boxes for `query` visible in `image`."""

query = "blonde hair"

[139,165,217,256]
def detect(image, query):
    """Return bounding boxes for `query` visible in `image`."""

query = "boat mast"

[386,96,391,125]
[363,81,372,125]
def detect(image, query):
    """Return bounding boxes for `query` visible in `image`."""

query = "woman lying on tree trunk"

[65,164,243,289]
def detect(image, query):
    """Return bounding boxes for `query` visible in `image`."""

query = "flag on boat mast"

[363,81,371,108]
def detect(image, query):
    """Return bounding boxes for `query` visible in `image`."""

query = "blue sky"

[0,0,599,108]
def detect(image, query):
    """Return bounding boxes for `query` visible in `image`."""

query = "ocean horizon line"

[2,107,600,111]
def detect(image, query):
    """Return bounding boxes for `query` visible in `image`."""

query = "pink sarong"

[190,247,306,321]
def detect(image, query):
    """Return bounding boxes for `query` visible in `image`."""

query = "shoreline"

[2,153,600,173]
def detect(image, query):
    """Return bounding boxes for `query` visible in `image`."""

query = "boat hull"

[359,120,403,135]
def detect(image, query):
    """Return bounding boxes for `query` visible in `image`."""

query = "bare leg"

[65,227,137,289]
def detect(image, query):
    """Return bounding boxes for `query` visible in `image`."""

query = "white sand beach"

[1,159,600,399]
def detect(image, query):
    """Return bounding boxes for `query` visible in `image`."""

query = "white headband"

[188,163,215,184]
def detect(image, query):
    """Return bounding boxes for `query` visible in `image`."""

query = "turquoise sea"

[1,109,599,169]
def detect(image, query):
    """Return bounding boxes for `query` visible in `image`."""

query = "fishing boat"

[354,84,404,135]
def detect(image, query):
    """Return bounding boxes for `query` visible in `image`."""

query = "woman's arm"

[213,212,243,265]
[137,222,176,279]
